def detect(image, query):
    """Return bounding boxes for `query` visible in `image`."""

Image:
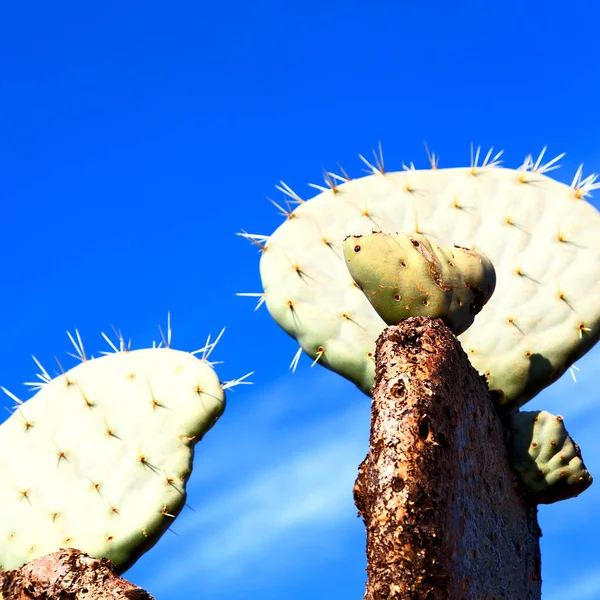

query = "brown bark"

[354,317,541,600]
[0,548,154,600]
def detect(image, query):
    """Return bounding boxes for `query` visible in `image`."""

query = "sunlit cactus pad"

[246,148,600,412]
[505,410,593,504]
[343,232,496,336]
[0,330,233,573]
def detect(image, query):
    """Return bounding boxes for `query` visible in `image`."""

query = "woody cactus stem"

[0,548,155,600]
[353,317,541,600]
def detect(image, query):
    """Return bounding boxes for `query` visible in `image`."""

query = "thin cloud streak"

[146,374,370,594]
[544,570,600,600]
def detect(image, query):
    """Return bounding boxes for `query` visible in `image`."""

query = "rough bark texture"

[354,317,542,600]
[0,548,154,600]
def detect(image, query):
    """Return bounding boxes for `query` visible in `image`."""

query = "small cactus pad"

[247,149,600,411]
[343,232,495,336]
[0,341,226,572]
[504,410,593,504]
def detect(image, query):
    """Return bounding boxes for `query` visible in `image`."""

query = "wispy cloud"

[544,569,600,600]
[140,369,370,595]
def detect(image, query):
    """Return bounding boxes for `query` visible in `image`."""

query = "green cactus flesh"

[343,232,496,336]
[504,410,593,504]
[0,341,225,572]
[247,150,600,412]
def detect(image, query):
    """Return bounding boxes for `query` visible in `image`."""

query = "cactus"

[504,410,593,504]
[343,232,496,336]
[242,147,600,413]
[0,325,250,573]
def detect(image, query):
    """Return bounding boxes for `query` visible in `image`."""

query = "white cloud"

[544,570,600,600]
[142,370,370,594]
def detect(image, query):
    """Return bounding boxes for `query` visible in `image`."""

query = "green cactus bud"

[343,232,495,336]
[504,410,593,504]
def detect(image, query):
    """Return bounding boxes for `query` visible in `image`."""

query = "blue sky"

[1,1,600,597]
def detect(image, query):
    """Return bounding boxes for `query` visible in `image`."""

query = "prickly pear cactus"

[242,148,600,412]
[343,232,496,336]
[504,410,593,504]
[0,327,246,573]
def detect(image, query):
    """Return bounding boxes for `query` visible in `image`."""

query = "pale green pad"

[505,410,592,504]
[0,348,225,572]
[343,232,495,336]
[257,165,600,412]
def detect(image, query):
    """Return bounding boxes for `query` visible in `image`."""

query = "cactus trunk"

[354,317,541,599]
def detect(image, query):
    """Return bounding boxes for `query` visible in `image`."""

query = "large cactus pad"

[250,150,600,412]
[0,337,226,573]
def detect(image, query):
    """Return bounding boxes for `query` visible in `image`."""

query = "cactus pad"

[246,149,600,412]
[0,333,228,573]
[504,410,593,504]
[343,232,496,336]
